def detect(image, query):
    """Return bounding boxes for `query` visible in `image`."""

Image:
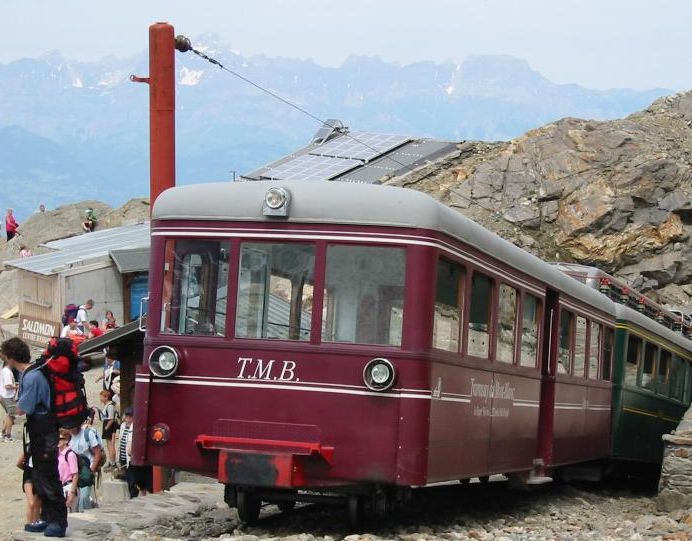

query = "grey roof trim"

[110,247,151,274]
[153,181,614,316]
[78,318,144,354]
[5,223,151,276]
[616,304,692,354]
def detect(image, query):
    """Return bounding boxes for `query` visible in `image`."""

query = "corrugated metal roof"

[5,222,150,276]
[110,246,151,274]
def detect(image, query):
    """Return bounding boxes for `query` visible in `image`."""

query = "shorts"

[0,397,16,417]
[22,467,32,491]
[102,421,120,440]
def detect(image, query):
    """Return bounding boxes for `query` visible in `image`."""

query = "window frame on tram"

[156,235,410,349]
[159,238,231,338]
[432,257,465,353]
[430,255,543,371]
[519,292,542,369]
[495,283,519,365]
[465,270,494,360]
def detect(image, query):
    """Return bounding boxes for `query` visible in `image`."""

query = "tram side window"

[588,322,601,380]
[323,245,405,346]
[658,349,671,396]
[467,272,492,358]
[496,284,517,364]
[235,243,315,341]
[641,342,658,390]
[670,355,685,401]
[558,310,574,374]
[602,327,613,380]
[520,294,540,368]
[574,316,587,377]
[160,240,230,336]
[625,335,641,386]
[433,258,463,352]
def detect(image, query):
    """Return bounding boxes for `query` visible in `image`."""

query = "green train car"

[611,304,692,466]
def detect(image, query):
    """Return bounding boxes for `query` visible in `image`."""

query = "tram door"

[536,289,559,469]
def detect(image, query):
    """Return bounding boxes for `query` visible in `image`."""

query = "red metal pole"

[136,23,176,492]
[149,22,176,209]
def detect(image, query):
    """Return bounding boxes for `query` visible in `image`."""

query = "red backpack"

[37,337,89,429]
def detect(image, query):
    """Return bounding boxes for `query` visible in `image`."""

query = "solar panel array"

[311,131,409,161]
[263,154,361,182]
[251,131,411,182]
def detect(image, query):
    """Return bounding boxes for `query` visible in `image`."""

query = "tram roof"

[615,304,692,354]
[154,181,615,315]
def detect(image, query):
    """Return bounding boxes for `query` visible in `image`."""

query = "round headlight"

[265,187,288,209]
[148,346,180,378]
[363,358,396,391]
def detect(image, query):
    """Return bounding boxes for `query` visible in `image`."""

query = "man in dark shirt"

[2,337,67,537]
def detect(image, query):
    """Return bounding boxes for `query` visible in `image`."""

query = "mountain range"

[0,35,671,220]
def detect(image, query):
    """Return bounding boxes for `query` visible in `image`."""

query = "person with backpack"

[1,337,68,537]
[57,429,78,513]
[98,389,119,470]
[95,350,120,392]
[81,208,97,233]
[75,300,94,334]
[68,423,104,512]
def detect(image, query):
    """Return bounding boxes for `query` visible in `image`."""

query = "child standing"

[57,429,78,512]
[0,358,18,440]
[99,390,119,470]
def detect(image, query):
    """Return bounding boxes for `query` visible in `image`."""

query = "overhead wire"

[186,45,507,219]
[183,41,688,316]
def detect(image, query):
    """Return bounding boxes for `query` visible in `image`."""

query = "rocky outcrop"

[391,91,692,308]
[0,198,149,264]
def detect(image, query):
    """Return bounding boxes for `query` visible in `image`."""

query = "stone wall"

[659,408,692,511]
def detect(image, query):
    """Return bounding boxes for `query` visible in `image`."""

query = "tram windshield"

[235,243,315,341]
[160,240,230,336]
[323,245,405,346]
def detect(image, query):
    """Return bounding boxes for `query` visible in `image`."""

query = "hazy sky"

[2,0,690,91]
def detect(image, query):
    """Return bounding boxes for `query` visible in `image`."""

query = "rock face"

[391,91,692,308]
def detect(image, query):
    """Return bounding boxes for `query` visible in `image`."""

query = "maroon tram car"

[133,180,623,522]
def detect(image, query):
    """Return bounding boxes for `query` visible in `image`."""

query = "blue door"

[130,273,149,321]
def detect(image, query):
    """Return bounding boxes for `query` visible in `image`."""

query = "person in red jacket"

[5,208,18,241]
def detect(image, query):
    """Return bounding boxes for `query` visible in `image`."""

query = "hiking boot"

[43,523,66,538]
[25,521,48,532]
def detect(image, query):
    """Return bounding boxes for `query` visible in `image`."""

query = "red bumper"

[196,434,335,488]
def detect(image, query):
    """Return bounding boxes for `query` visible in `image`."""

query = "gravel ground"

[134,482,692,541]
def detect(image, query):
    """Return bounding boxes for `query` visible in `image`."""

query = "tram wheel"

[478,475,490,483]
[348,495,364,528]
[237,491,261,524]
[277,500,296,512]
